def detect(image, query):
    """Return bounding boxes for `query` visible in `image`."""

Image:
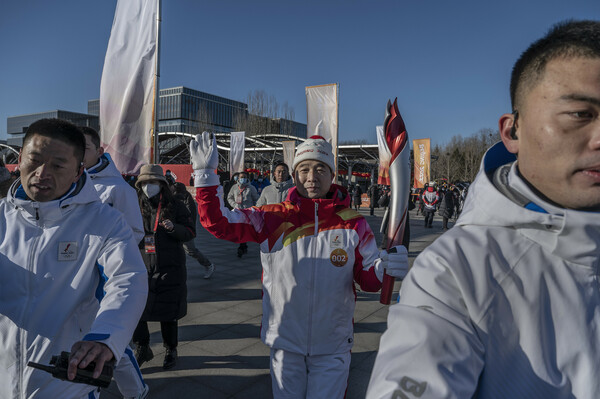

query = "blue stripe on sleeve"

[83,333,111,341]
[95,262,108,302]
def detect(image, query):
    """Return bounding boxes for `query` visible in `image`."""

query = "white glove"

[374,245,409,282]
[189,132,220,187]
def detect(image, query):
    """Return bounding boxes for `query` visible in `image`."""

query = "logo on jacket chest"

[330,235,343,248]
[58,241,78,261]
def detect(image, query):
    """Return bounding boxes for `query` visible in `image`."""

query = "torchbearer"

[190,132,409,398]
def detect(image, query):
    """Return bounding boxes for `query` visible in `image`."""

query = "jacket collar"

[274,179,294,189]
[7,171,100,222]
[87,153,120,179]
[458,142,600,267]
[287,184,350,217]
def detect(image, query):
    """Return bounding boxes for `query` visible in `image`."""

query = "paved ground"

[101,207,450,399]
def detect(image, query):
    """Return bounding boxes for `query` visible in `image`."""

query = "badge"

[58,242,78,261]
[330,235,343,248]
[330,248,348,267]
[144,234,156,254]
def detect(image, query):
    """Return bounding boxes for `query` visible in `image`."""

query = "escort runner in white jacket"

[88,153,145,243]
[367,142,600,398]
[0,174,148,399]
[256,178,294,206]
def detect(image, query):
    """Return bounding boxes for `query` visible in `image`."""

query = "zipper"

[18,207,42,398]
[307,202,319,355]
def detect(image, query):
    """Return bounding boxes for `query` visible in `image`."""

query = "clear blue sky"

[1,0,599,146]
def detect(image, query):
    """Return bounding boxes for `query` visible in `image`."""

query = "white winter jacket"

[197,184,383,356]
[256,179,294,206]
[0,174,148,399]
[368,142,600,398]
[88,153,144,243]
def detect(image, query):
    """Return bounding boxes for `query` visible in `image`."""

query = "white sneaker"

[204,264,215,279]
[125,384,149,399]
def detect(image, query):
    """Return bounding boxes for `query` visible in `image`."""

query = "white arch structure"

[158,131,380,176]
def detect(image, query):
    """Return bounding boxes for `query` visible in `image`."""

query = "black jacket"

[438,191,455,219]
[139,194,195,321]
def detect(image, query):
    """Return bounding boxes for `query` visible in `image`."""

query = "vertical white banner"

[282,140,296,172]
[229,131,246,178]
[376,125,392,185]
[100,0,157,174]
[306,83,339,171]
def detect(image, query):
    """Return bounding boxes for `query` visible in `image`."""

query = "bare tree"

[235,89,297,137]
[429,128,501,183]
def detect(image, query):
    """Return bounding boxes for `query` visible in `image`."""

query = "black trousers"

[442,216,450,229]
[424,210,435,227]
[133,320,178,349]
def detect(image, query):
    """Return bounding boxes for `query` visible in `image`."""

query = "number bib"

[330,248,348,267]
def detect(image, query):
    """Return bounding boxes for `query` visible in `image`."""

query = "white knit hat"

[292,135,335,172]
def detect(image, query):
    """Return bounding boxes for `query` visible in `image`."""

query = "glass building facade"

[7,111,99,147]
[158,87,248,134]
[7,86,305,148]
[87,86,305,138]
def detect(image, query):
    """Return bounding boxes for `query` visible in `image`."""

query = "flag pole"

[152,0,162,164]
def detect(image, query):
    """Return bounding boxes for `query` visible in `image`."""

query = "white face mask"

[142,183,161,198]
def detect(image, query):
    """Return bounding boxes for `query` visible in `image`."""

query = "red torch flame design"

[380,98,410,304]
[385,99,408,165]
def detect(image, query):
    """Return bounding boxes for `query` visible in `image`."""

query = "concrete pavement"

[101,207,450,399]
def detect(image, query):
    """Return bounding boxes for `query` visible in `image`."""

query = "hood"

[88,153,122,179]
[6,171,101,222]
[457,141,600,267]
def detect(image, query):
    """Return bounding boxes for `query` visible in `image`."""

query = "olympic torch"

[380,98,410,305]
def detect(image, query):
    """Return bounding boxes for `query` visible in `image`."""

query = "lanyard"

[152,195,163,233]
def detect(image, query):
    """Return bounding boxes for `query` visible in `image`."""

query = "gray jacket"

[256,179,294,206]
[227,182,259,209]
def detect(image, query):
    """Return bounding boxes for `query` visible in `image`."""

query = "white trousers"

[113,345,147,397]
[270,348,351,399]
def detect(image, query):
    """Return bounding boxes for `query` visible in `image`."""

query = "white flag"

[306,83,339,172]
[100,0,158,174]
[282,140,296,172]
[229,132,246,178]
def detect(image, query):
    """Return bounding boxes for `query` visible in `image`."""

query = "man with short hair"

[256,162,294,206]
[81,126,144,243]
[0,118,147,398]
[191,133,409,398]
[81,126,148,398]
[367,20,600,398]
